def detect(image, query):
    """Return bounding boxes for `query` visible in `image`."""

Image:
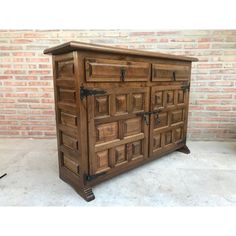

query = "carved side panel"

[54,54,80,176]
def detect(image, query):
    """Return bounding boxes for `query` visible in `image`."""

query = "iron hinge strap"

[80,86,106,100]
[181,84,190,91]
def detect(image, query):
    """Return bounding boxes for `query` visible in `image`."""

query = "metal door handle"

[137,109,162,126]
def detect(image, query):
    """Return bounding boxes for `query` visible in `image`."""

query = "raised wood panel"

[115,145,127,166]
[60,112,77,127]
[62,133,78,150]
[59,88,76,103]
[152,63,190,82]
[95,95,109,117]
[132,93,144,111]
[171,109,184,124]
[115,94,128,114]
[57,60,74,78]
[96,122,119,144]
[63,153,79,175]
[85,58,150,82]
[174,126,183,143]
[56,79,76,89]
[124,117,142,137]
[154,112,168,129]
[96,150,111,173]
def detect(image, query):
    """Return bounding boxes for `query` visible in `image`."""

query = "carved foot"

[80,187,95,202]
[177,145,190,154]
[59,172,95,202]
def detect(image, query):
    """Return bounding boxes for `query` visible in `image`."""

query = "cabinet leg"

[177,144,190,154]
[78,187,95,202]
[59,171,95,202]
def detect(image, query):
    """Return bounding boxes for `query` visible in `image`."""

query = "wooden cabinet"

[44,41,198,201]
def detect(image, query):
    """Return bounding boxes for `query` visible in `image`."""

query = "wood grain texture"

[44,41,198,62]
[46,42,195,202]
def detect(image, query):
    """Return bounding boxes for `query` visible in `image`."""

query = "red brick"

[208,94,232,99]
[4,81,27,86]
[208,81,233,86]
[0,46,22,50]
[26,58,49,62]
[0,75,13,80]
[5,93,28,98]
[11,39,32,44]
[12,52,35,57]
[206,106,231,111]
[18,98,40,103]
[0,131,20,136]
[4,70,27,75]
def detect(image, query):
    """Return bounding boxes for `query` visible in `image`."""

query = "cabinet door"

[149,85,189,156]
[87,86,149,175]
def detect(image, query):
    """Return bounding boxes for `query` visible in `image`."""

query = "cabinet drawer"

[85,58,150,82]
[152,63,190,82]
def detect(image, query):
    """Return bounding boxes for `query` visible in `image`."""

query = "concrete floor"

[0,139,236,206]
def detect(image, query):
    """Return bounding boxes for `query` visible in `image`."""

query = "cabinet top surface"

[43,41,198,62]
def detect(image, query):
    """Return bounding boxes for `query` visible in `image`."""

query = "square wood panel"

[115,145,127,165]
[124,117,142,137]
[96,150,111,172]
[165,130,172,145]
[95,95,109,117]
[126,140,143,160]
[115,94,128,114]
[154,112,168,129]
[171,109,184,124]
[174,127,183,142]
[59,88,76,103]
[57,60,74,78]
[165,90,174,107]
[62,133,78,150]
[63,153,79,175]
[96,122,118,143]
[132,93,144,111]
[177,90,185,104]
[154,91,164,108]
[153,133,161,151]
[60,112,77,127]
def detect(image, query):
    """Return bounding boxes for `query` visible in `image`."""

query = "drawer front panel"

[85,58,150,82]
[87,86,149,175]
[152,63,190,82]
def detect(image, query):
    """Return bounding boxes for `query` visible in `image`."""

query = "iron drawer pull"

[173,71,176,81]
[120,67,126,82]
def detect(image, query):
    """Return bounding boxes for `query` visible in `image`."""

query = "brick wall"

[0,30,236,140]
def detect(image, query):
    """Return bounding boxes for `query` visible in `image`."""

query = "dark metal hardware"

[84,172,107,181]
[181,84,190,92]
[120,67,126,82]
[80,85,106,100]
[0,173,7,179]
[137,109,162,125]
[143,114,149,125]
[173,71,176,81]
[155,114,161,125]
